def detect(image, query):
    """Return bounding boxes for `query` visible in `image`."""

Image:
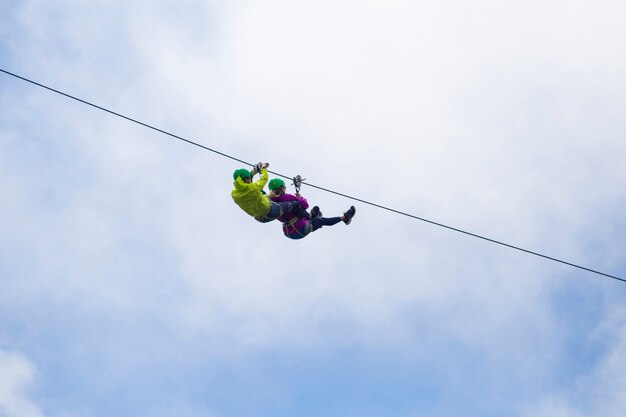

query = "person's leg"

[278,201,309,219]
[254,202,281,222]
[310,216,342,231]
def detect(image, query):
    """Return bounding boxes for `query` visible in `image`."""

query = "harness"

[283,215,311,239]
[277,174,312,239]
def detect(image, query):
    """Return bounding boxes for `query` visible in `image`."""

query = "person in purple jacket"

[268,178,356,240]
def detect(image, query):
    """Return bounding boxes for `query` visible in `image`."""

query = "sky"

[1,0,626,416]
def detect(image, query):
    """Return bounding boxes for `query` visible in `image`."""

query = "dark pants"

[255,201,307,223]
[311,216,341,231]
[285,216,342,239]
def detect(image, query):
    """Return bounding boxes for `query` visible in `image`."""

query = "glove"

[250,162,263,176]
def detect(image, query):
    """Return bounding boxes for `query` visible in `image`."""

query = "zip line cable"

[1,68,624,284]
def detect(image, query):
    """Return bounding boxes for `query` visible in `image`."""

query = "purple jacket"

[271,193,310,232]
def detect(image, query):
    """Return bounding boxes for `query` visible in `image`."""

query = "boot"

[343,206,356,224]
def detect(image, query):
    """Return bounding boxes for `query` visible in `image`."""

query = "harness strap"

[284,217,299,226]
[283,217,311,238]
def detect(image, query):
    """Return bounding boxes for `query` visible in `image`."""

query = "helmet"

[268,178,286,190]
[233,168,251,181]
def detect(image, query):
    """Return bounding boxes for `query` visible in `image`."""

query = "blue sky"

[2,1,626,416]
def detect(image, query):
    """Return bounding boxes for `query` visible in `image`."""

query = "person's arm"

[297,194,309,210]
[254,167,269,191]
[278,193,309,210]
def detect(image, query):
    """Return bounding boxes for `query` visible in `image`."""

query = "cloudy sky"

[1,1,626,416]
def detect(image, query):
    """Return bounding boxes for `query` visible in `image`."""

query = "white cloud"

[3,0,623,350]
[2,0,626,416]
[0,349,45,417]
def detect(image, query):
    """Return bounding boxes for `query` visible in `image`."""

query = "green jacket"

[231,168,271,217]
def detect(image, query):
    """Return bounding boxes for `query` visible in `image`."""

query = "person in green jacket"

[231,162,309,223]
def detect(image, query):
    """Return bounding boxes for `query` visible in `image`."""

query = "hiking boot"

[343,206,356,224]
[310,206,322,218]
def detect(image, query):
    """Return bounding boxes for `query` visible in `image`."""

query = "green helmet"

[268,178,285,190]
[233,168,251,181]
